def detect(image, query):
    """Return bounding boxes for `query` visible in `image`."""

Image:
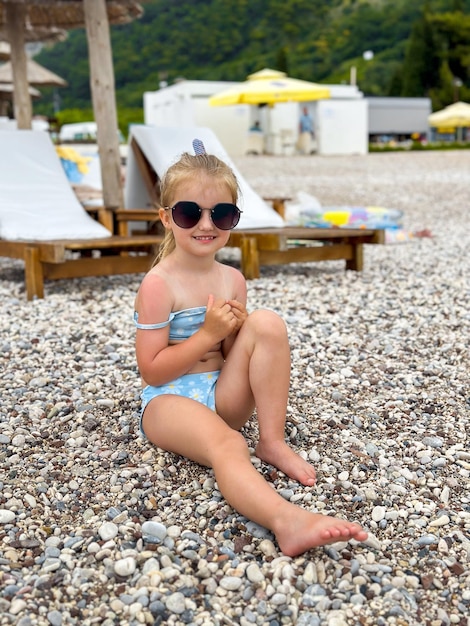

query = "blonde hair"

[154,152,239,264]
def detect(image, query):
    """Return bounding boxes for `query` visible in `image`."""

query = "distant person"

[250,120,262,132]
[298,106,314,154]
[247,120,264,154]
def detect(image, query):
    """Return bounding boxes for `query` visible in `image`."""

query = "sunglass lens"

[212,203,241,229]
[172,201,200,228]
[171,201,240,229]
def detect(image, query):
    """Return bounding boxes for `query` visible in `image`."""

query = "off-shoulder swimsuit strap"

[134,306,207,340]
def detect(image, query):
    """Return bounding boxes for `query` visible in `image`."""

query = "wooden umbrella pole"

[84,0,124,215]
[5,3,32,129]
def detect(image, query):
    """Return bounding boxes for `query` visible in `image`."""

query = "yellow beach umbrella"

[209,67,330,106]
[428,101,470,129]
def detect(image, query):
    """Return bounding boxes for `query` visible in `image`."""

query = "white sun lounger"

[124,125,285,229]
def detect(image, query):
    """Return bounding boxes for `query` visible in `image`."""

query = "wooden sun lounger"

[0,234,163,300]
[111,201,384,279]
[229,226,384,279]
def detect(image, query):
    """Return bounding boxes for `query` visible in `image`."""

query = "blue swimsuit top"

[134,306,206,341]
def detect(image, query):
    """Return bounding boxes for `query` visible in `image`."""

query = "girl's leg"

[142,395,367,556]
[216,309,317,486]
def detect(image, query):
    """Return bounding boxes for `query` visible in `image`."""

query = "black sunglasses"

[165,201,242,230]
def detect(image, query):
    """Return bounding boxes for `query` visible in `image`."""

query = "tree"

[431,11,470,87]
[275,47,289,74]
[401,10,439,97]
[429,60,456,110]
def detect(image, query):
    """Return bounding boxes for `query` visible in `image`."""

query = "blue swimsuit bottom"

[139,371,220,437]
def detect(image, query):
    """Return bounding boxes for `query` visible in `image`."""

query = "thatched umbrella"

[0,81,40,116]
[0,0,148,214]
[0,82,41,97]
[0,58,66,119]
[0,57,67,86]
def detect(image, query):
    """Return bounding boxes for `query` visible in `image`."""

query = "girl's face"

[160,175,235,257]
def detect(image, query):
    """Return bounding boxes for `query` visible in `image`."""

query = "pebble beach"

[0,150,469,626]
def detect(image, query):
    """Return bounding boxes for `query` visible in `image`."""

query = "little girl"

[134,140,367,556]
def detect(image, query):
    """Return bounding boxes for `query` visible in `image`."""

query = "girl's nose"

[198,209,213,228]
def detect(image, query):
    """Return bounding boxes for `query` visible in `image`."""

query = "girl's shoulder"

[140,266,171,293]
[222,263,245,284]
[135,265,174,312]
[218,262,247,301]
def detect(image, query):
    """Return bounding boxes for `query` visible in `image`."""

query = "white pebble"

[142,520,167,541]
[12,434,26,447]
[219,576,243,591]
[429,515,450,527]
[308,448,321,463]
[98,521,118,541]
[24,494,37,508]
[371,506,386,522]
[246,563,265,583]
[440,485,450,504]
[165,591,186,614]
[10,599,27,615]
[0,510,15,524]
[259,539,277,557]
[96,398,115,408]
[114,556,136,577]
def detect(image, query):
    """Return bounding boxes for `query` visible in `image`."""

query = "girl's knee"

[227,428,247,447]
[214,428,249,460]
[247,309,287,339]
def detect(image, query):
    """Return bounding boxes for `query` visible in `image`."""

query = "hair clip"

[192,139,206,156]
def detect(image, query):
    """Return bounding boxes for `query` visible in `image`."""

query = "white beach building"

[143,80,368,157]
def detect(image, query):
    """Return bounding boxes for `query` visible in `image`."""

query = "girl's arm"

[222,268,248,358]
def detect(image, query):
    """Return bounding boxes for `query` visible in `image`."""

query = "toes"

[322,526,342,540]
[324,522,365,543]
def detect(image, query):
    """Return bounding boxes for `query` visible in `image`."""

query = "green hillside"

[34,0,470,122]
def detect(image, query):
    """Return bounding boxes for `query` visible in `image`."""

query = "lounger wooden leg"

[240,236,260,279]
[270,198,285,218]
[97,208,114,233]
[24,246,44,300]
[346,243,364,271]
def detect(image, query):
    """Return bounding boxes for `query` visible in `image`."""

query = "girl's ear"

[159,207,171,228]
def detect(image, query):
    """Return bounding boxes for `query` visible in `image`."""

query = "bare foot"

[255,439,317,486]
[273,507,368,557]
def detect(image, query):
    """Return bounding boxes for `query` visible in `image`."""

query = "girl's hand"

[226,299,248,333]
[203,294,238,342]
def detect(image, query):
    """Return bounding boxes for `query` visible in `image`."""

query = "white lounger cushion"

[0,130,111,241]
